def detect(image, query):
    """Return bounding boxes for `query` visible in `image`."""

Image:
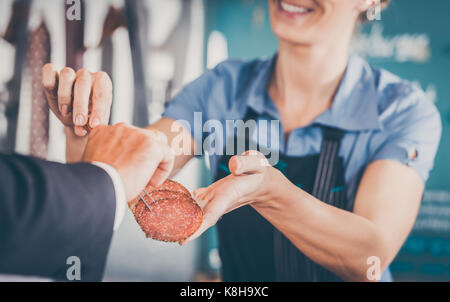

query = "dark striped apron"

[215,110,350,282]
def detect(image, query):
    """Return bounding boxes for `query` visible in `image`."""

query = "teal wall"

[205,0,277,59]
[366,0,450,190]
[204,0,450,281]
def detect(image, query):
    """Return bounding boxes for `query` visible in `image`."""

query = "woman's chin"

[269,1,321,44]
[271,24,316,46]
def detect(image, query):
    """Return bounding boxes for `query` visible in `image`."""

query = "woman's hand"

[181,150,282,245]
[41,64,113,162]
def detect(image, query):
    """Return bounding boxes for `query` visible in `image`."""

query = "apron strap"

[312,126,345,206]
[274,126,347,281]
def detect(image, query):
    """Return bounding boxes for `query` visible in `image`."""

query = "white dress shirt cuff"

[91,162,126,231]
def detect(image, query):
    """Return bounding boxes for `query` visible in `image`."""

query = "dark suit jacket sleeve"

[0,153,116,281]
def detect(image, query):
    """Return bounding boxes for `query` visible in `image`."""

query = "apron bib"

[215,109,351,281]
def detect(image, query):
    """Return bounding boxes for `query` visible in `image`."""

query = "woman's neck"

[270,40,349,109]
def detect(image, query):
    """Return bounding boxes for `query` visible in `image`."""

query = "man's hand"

[42,64,112,136]
[82,123,175,201]
[42,64,113,162]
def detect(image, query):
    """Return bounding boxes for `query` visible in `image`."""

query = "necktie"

[28,22,51,158]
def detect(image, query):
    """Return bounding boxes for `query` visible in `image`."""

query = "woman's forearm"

[149,118,196,177]
[64,126,88,163]
[252,174,389,281]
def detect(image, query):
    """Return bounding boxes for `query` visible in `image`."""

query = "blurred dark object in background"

[1,0,31,153]
[65,0,85,70]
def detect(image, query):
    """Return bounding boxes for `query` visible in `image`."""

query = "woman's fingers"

[182,187,223,245]
[180,196,229,245]
[72,69,92,132]
[90,71,113,128]
[194,177,227,207]
[193,187,209,209]
[203,178,228,204]
[58,67,76,117]
[193,187,208,198]
[229,150,269,175]
[179,216,210,245]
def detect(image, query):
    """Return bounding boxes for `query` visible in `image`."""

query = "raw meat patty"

[129,180,203,242]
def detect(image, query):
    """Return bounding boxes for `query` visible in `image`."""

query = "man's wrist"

[65,126,88,162]
[91,161,127,231]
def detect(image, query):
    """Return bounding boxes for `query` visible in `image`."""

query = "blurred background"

[0,0,449,281]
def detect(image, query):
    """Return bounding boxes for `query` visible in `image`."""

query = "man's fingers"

[74,125,88,137]
[229,150,269,175]
[72,69,92,130]
[42,63,58,99]
[147,128,169,144]
[90,71,112,128]
[58,67,76,117]
[88,124,108,137]
[133,128,175,187]
[148,144,175,187]
[42,64,59,114]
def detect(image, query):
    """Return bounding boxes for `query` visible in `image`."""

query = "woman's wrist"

[251,167,307,219]
[252,166,288,207]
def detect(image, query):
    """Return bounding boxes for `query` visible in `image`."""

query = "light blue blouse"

[163,53,442,281]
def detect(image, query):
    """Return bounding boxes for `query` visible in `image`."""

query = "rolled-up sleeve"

[162,66,223,148]
[370,88,442,182]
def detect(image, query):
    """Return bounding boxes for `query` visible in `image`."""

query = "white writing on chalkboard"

[413,190,450,234]
[351,24,430,63]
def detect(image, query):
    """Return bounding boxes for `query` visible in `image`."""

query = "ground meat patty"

[129,180,203,242]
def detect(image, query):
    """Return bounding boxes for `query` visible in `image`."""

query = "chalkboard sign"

[204,0,450,281]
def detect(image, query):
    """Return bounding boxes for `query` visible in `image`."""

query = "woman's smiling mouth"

[278,0,314,17]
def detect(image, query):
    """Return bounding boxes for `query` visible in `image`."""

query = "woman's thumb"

[229,150,269,175]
